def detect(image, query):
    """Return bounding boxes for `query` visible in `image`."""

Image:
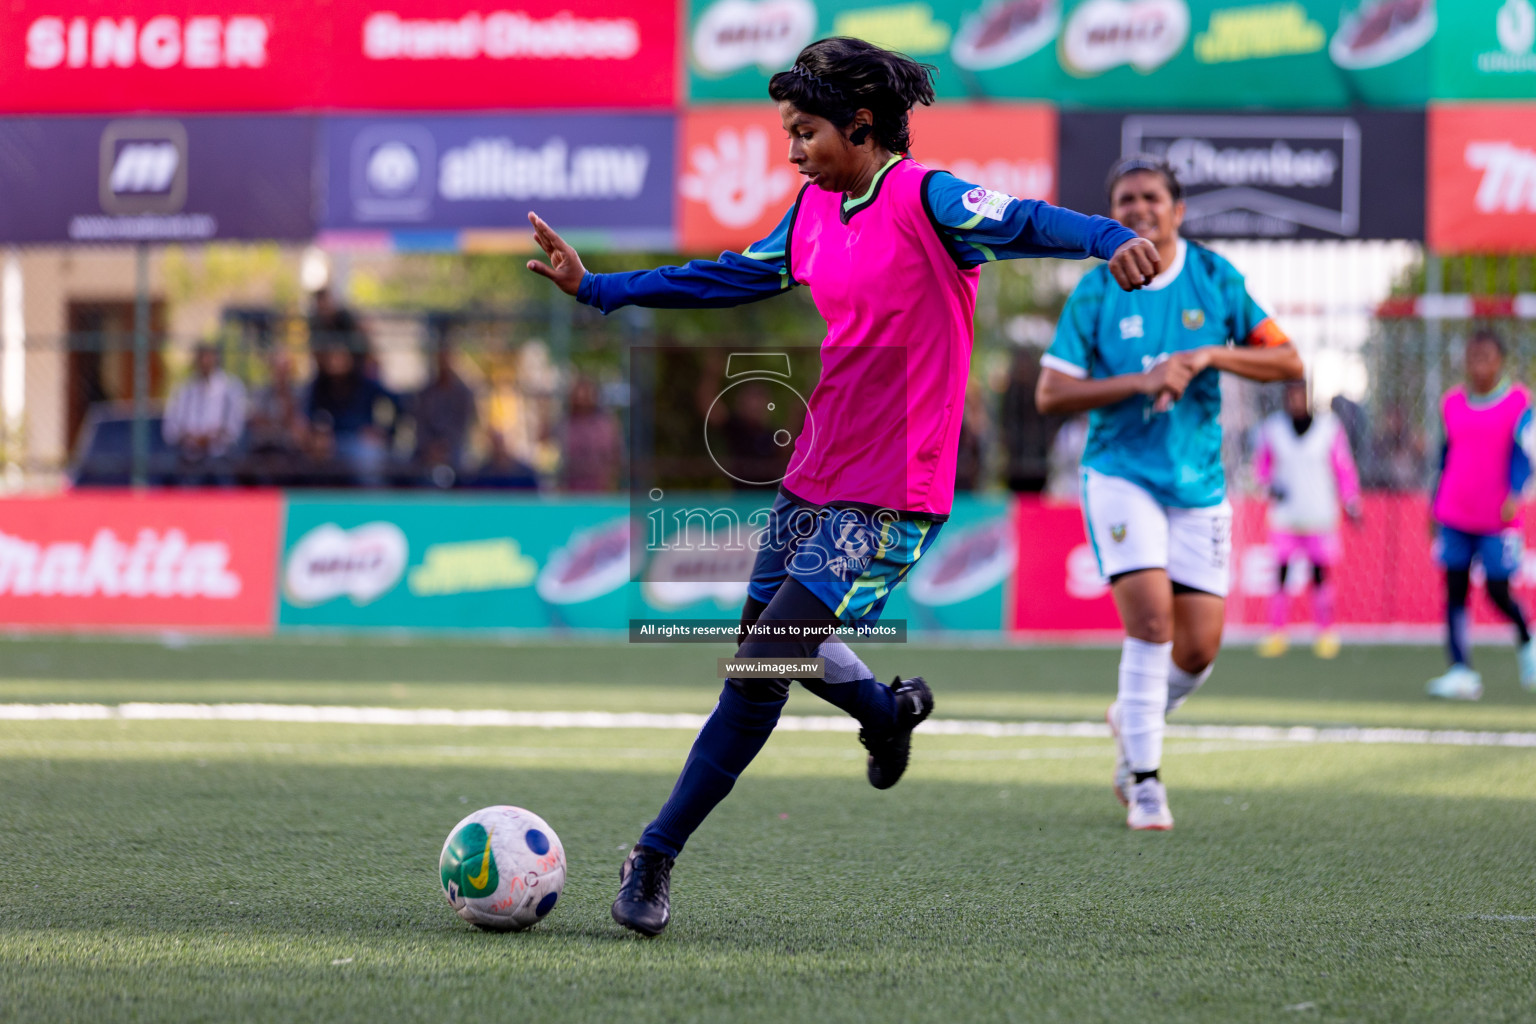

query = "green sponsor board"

[1434,0,1536,99]
[278,494,632,631]
[686,0,1439,107]
[686,0,1058,102]
[277,493,1009,633]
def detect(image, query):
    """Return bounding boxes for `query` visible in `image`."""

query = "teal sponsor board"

[278,494,632,630]
[1434,0,1536,99]
[276,493,1009,633]
[879,494,1011,632]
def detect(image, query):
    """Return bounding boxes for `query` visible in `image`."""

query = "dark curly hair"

[1469,327,1507,356]
[1105,155,1185,205]
[767,37,936,153]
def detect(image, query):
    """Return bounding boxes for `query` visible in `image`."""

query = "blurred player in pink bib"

[1427,329,1536,701]
[1254,379,1362,659]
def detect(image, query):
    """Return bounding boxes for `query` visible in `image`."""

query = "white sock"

[1166,663,1214,716]
[817,638,872,684]
[1119,638,1172,774]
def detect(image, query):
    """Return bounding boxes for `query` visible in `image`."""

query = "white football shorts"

[1080,468,1233,598]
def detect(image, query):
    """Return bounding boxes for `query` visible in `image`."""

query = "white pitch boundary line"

[2,703,1536,749]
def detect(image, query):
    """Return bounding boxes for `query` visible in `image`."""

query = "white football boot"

[1126,776,1174,831]
[1425,664,1483,701]
[1519,641,1536,692]
[1106,702,1131,808]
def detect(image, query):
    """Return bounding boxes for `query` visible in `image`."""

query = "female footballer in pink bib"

[527,37,1156,935]
[1426,329,1536,701]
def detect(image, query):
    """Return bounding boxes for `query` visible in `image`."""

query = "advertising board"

[685,0,1434,107]
[1012,493,1532,634]
[0,116,314,243]
[318,114,675,249]
[1433,0,1536,100]
[1427,102,1536,253]
[677,103,1053,253]
[277,493,1010,632]
[0,0,677,112]
[0,491,281,631]
[1058,109,1426,240]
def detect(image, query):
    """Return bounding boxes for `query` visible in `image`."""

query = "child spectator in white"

[1255,379,1361,659]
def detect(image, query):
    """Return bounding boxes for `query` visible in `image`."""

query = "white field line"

[2,703,1536,749]
[0,737,1291,763]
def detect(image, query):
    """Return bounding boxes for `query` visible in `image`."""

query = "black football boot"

[611,844,674,936]
[860,676,934,790]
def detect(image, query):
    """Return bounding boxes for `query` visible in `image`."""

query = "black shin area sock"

[1487,578,1532,646]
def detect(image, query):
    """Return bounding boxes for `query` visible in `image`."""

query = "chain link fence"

[4,251,1524,500]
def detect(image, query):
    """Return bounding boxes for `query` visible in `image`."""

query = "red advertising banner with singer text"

[678,104,1056,255]
[0,0,677,112]
[0,491,281,631]
[1428,103,1536,253]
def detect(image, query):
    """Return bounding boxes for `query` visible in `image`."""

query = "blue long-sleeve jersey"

[576,164,1136,313]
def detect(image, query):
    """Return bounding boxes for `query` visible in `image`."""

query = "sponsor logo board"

[691,0,816,75]
[1428,102,1536,251]
[0,492,281,630]
[0,115,312,243]
[677,104,1053,253]
[277,497,634,630]
[1013,493,1536,634]
[321,114,674,244]
[0,1,676,112]
[1060,0,1190,76]
[1059,108,1424,240]
[271,495,1010,632]
[688,0,1435,107]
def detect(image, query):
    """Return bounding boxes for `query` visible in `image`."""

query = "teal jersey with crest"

[1044,240,1282,508]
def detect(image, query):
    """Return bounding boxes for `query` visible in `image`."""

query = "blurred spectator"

[1365,403,1427,490]
[162,342,246,484]
[412,343,477,484]
[1045,415,1090,503]
[308,290,363,353]
[1001,348,1064,492]
[467,429,539,490]
[701,377,784,491]
[306,344,399,487]
[245,349,307,458]
[1330,394,1369,463]
[561,374,622,491]
[954,381,993,491]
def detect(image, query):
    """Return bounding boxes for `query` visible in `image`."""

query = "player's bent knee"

[1125,613,1173,643]
[1174,650,1216,676]
[726,675,792,703]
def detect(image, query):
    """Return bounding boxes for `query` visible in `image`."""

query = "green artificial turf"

[1,637,1534,1022]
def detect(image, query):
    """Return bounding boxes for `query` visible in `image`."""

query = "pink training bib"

[785,158,980,518]
[1434,382,1530,535]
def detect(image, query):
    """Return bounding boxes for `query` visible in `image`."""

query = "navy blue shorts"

[1435,525,1523,580]
[746,493,942,626]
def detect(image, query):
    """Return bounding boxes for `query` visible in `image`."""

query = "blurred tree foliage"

[352,248,1077,363]
[1391,253,1536,294]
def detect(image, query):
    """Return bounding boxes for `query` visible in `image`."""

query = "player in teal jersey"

[1037,157,1304,830]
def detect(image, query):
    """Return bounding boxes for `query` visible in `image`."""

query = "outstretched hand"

[1108,237,1160,291]
[526,212,586,296]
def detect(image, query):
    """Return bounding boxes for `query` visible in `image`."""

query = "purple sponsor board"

[0,116,314,243]
[319,114,675,247]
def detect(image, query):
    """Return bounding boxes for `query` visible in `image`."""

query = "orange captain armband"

[1245,317,1290,349]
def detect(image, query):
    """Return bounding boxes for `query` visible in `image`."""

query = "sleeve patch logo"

[961,187,1016,221]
